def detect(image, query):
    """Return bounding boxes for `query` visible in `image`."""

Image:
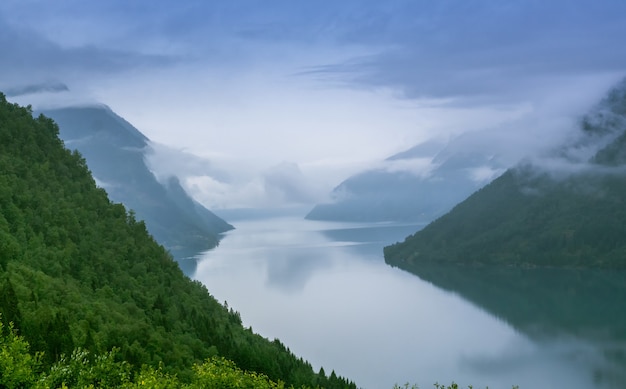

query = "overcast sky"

[2,0,626,209]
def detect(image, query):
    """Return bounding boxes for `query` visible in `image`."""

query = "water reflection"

[194,217,622,389]
[388,262,626,388]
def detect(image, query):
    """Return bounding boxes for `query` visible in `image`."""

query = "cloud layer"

[2,1,626,209]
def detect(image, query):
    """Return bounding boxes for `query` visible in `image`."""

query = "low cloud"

[467,166,506,183]
[379,157,435,178]
[262,162,322,205]
[146,143,327,209]
[144,142,231,184]
[522,78,626,178]
[4,81,69,97]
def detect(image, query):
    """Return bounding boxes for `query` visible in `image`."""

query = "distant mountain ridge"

[385,78,626,269]
[306,137,506,223]
[38,105,233,272]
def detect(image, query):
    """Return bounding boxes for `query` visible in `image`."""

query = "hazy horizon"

[2,0,626,210]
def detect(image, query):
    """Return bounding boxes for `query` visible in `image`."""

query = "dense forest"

[385,79,626,269]
[0,93,355,388]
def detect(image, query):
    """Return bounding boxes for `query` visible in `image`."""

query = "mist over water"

[193,215,620,389]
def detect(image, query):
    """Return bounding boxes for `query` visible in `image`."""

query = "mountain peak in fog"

[39,105,233,275]
[306,133,508,223]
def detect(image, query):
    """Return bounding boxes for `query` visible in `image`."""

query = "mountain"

[384,79,626,269]
[0,93,355,388]
[306,137,506,223]
[37,106,233,273]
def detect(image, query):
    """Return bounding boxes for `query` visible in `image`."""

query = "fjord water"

[193,215,625,389]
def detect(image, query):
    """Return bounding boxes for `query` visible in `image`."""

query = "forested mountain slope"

[0,94,355,388]
[385,79,626,269]
[38,106,232,270]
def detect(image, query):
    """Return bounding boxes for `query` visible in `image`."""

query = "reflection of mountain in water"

[264,245,333,292]
[320,223,426,259]
[321,223,426,245]
[388,262,626,388]
[258,223,423,292]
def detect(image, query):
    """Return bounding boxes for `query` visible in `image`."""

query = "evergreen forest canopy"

[0,93,356,388]
[385,78,626,269]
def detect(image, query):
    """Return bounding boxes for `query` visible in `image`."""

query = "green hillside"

[385,80,626,269]
[0,93,355,388]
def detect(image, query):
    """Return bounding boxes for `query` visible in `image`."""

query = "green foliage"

[121,364,180,389]
[0,93,354,388]
[190,356,286,389]
[0,329,305,389]
[36,348,131,389]
[0,319,41,389]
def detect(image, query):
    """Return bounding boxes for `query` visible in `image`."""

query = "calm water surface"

[193,216,622,389]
